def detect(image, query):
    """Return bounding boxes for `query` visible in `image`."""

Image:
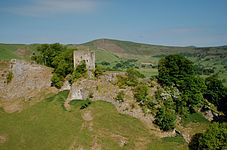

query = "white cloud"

[2,0,103,17]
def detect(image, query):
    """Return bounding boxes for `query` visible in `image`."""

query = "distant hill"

[77,39,227,59]
[1,39,226,61]
[1,39,226,85]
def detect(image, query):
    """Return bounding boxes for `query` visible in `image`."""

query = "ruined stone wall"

[73,50,95,69]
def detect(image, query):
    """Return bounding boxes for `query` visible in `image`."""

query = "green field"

[0,90,188,150]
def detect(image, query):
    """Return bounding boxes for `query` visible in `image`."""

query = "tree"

[37,43,66,67]
[177,76,207,109]
[51,73,64,88]
[33,43,75,88]
[154,105,177,131]
[198,122,227,150]
[204,74,227,115]
[134,83,149,104]
[158,54,194,86]
[69,60,87,84]
[157,55,207,111]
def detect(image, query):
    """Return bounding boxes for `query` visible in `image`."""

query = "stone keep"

[73,50,95,69]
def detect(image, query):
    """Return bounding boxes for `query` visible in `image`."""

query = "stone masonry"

[73,50,95,69]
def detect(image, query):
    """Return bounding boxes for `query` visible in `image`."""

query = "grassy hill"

[78,39,227,85]
[0,90,188,150]
[0,39,226,85]
[0,43,39,60]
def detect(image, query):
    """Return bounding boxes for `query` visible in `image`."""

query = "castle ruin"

[73,50,95,69]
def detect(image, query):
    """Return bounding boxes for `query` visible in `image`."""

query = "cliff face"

[0,60,57,113]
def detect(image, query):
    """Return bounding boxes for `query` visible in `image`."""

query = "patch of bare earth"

[15,47,33,59]
[91,136,102,150]
[69,137,78,150]
[96,39,125,54]
[0,135,7,143]
[111,134,127,148]
[81,110,93,121]
[134,137,149,150]
[76,145,84,150]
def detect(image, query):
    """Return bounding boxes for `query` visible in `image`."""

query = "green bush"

[94,65,104,77]
[125,68,144,86]
[115,91,125,103]
[134,83,148,104]
[204,73,227,115]
[6,70,13,83]
[116,68,145,88]
[116,74,127,89]
[89,92,94,98]
[154,105,176,131]
[51,73,64,88]
[69,60,87,84]
[198,122,227,150]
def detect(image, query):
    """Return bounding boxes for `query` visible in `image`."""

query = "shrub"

[70,60,87,84]
[94,65,104,77]
[51,73,64,88]
[134,83,148,104]
[116,74,127,89]
[154,105,176,131]
[126,68,144,86]
[89,92,94,98]
[115,91,125,103]
[204,73,227,115]
[198,122,227,150]
[100,61,110,66]
[6,70,13,83]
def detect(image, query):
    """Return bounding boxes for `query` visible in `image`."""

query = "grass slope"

[0,44,25,60]
[0,91,188,150]
[0,44,39,60]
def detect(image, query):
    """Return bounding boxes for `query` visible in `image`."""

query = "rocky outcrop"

[202,109,218,121]
[0,59,57,113]
[64,72,177,138]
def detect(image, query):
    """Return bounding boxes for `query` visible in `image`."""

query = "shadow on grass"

[188,133,202,150]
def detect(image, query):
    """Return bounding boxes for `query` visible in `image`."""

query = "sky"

[0,0,227,46]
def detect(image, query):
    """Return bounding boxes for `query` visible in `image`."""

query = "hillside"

[79,39,227,58]
[0,91,189,150]
[0,43,39,61]
[1,39,227,85]
[0,42,225,149]
[77,39,227,85]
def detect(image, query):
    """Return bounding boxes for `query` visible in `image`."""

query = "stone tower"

[73,50,95,69]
